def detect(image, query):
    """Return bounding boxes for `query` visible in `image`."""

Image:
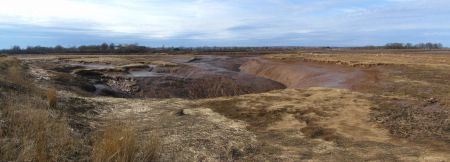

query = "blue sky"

[0,0,449,48]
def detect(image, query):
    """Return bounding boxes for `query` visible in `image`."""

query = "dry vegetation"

[47,87,57,108]
[0,57,81,161]
[266,51,450,144]
[1,94,78,161]
[92,123,160,162]
[0,56,160,162]
[264,49,450,68]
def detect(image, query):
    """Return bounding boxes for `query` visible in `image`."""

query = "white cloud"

[0,0,249,39]
[0,0,449,46]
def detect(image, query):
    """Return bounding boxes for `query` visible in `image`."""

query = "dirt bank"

[240,58,373,89]
[48,56,286,99]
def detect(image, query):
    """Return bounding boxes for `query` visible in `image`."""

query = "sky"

[0,0,449,48]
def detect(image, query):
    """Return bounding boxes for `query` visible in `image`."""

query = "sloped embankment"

[240,58,369,89]
[58,56,286,99]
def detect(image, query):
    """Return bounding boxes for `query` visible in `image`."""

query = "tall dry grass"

[0,92,78,162]
[92,123,161,162]
[1,56,162,161]
[47,87,57,108]
[3,57,25,83]
[0,57,80,161]
[1,56,37,93]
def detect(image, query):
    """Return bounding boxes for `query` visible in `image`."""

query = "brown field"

[1,49,449,161]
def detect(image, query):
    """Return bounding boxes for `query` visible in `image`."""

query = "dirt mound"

[240,58,369,89]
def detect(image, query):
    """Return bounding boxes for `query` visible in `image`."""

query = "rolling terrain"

[1,49,449,161]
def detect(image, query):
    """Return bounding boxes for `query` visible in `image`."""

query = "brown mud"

[240,58,377,90]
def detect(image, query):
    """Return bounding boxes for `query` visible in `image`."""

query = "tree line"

[384,42,443,49]
[0,42,445,54]
[1,43,150,54]
[0,43,305,54]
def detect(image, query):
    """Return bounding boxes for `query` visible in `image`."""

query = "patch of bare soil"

[86,97,261,161]
[84,88,449,161]
[200,88,450,161]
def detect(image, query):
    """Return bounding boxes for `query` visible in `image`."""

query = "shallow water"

[94,84,111,95]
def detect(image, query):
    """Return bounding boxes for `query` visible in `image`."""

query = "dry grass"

[0,92,79,162]
[92,124,138,162]
[265,50,450,68]
[27,54,188,66]
[92,123,161,162]
[186,75,245,99]
[0,57,38,94]
[1,56,162,161]
[2,57,29,85]
[47,87,57,108]
[300,125,337,141]
[7,64,25,83]
[0,56,82,161]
